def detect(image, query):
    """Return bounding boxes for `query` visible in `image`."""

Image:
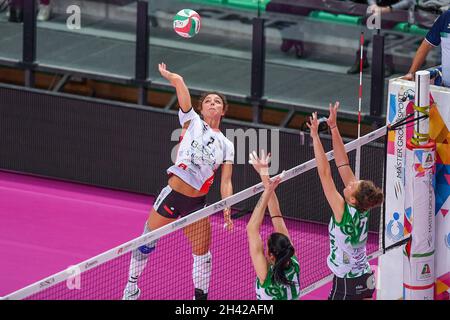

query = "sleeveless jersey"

[255,256,300,300]
[167,108,234,193]
[327,204,371,278]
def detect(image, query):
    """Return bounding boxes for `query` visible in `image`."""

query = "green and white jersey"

[327,204,371,278]
[255,256,300,300]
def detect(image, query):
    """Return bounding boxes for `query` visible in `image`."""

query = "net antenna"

[355,32,364,180]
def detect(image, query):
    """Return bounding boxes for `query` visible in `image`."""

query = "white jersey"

[167,108,234,193]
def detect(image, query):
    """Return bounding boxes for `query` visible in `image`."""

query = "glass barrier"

[35,0,137,78]
[0,2,23,62]
[261,5,440,117]
[261,9,376,116]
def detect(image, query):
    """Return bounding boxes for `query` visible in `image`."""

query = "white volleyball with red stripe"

[173,9,201,38]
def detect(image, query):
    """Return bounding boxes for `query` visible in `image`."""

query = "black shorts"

[153,185,206,219]
[328,272,376,300]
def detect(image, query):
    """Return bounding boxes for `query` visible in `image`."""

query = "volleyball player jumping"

[247,150,300,300]
[122,63,234,300]
[307,102,384,300]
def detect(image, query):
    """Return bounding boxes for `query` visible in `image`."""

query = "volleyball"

[173,9,201,38]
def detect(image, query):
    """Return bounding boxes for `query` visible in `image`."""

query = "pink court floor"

[0,171,378,300]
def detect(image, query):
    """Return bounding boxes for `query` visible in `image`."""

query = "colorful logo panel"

[387,212,404,242]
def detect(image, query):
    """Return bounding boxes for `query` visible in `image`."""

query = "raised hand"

[249,150,271,177]
[158,62,182,86]
[306,112,320,139]
[327,101,339,129]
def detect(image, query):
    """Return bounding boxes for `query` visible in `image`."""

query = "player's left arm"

[247,230,268,285]
[247,179,281,285]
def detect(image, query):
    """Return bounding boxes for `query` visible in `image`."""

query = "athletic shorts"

[153,185,206,219]
[328,271,376,300]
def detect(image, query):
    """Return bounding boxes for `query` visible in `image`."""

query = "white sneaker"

[37,4,51,21]
[122,287,141,300]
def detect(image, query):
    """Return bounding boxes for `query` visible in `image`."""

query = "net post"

[22,0,37,88]
[250,16,265,124]
[382,126,389,254]
[370,33,385,118]
[402,70,436,300]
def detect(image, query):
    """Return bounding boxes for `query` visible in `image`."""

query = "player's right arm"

[158,62,192,113]
[403,40,434,80]
[327,102,356,187]
[267,190,291,242]
[404,12,445,80]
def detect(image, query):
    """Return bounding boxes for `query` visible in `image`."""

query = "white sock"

[127,250,148,291]
[126,223,155,291]
[192,251,212,293]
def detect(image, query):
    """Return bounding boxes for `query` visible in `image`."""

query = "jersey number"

[358,217,368,242]
[207,137,215,147]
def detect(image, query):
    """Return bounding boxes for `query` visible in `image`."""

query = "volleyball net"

[2,126,389,300]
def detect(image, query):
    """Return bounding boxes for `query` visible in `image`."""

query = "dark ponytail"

[268,233,295,286]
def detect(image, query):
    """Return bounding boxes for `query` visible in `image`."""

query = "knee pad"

[137,241,157,255]
[137,222,158,255]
